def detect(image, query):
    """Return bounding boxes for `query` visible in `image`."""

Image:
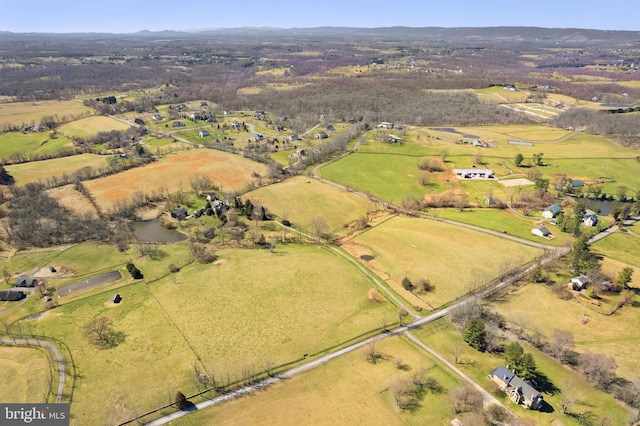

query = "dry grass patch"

[84,149,269,211]
[0,346,52,403]
[0,100,93,129]
[47,185,99,218]
[343,216,543,309]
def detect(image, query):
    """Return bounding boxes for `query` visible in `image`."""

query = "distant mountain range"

[1,26,639,44]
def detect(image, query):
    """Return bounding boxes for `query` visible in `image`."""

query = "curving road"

[0,337,66,403]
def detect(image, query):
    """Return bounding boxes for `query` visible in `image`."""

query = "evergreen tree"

[463,318,485,351]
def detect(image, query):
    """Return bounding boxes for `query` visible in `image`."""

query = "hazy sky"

[1,0,638,33]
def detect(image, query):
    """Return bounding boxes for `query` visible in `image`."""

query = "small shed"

[583,214,598,227]
[532,226,550,238]
[111,294,122,304]
[16,275,37,288]
[171,208,188,220]
[542,204,562,219]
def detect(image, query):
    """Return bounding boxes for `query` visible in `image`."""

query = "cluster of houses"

[170,194,229,221]
[488,366,543,410]
[532,203,599,239]
[21,124,46,132]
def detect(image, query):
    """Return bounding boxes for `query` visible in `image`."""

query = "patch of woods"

[4,183,109,248]
[553,108,640,148]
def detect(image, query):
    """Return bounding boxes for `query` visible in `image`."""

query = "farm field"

[173,335,464,426]
[342,216,544,309]
[413,319,632,425]
[0,132,74,160]
[6,154,108,186]
[150,245,397,373]
[492,284,640,380]
[474,87,531,103]
[57,116,130,139]
[0,100,93,129]
[246,176,375,236]
[0,346,51,403]
[83,149,269,211]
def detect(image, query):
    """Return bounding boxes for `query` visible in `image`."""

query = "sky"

[0,0,638,33]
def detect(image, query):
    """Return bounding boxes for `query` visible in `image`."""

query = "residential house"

[152,114,163,121]
[583,214,598,227]
[376,122,394,129]
[542,204,562,219]
[288,134,301,141]
[488,366,543,410]
[206,193,218,202]
[453,169,495,179]
[200,101,208,107]
[190,112,202,120]
[15,275,37,288]
[223,110,234,115]
[250,134,264,142]
[316,132,329,139]
[172,121,185,128]
[570,275,589,291]
[198,130,211,138]
[571,180,584,188]
[0,290,26,302]
[325,124,335,131]
[171,208,188,220]
[532,226,550,238]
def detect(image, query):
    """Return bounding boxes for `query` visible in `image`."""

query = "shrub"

[402,277,414,291]
[126,263,143,279]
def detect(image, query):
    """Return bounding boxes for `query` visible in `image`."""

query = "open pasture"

[342,216,543,309]
[246,176,375,236]
[0,100,92,129]
[83,149,269,211]
[151,245,397,373]
[27,282,200,425]
[0,132,74,161]
[0,346,52,403]
[6,154,108,186]
[414,319,631,425]
[320,152,456,203]
[593,231,640,268]
[173,335,463,426]
[57,116,130,139]
[474,87,531,103]
[492,284,640,380]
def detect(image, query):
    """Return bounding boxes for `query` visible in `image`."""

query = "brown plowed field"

[84,150,269,211]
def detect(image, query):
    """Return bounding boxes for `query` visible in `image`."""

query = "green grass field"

[436,208,575,247]
[592,231,640,268]
[172,335,464,426]
[6,154,108,186]
[246,176,376,236]
[492,284,640,380]
[0,132,74,161]
[0,100,93,129]
[343,216,544,309]
[0,346,52,403]
[23,244,396,425]
[413,318,632,425]
[320,152,455,203]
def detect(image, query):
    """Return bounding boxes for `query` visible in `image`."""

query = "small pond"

[130,218,188,243]
[583,199,627,216]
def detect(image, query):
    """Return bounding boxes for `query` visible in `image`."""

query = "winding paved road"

[0,337,66,403]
